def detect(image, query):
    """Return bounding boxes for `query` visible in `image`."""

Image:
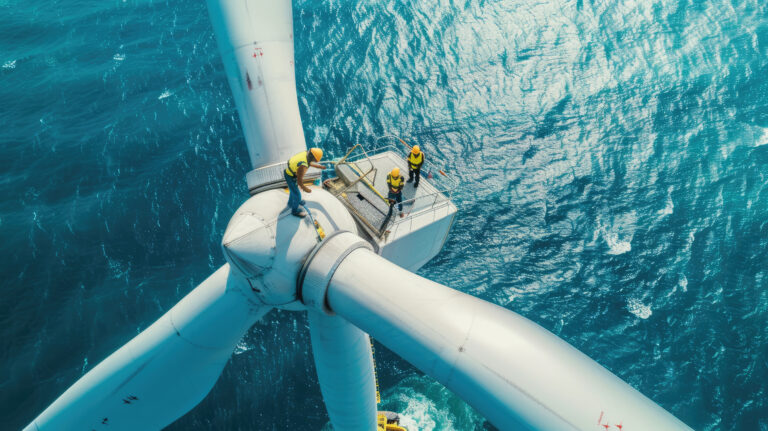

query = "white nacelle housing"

[327,149,458,272]
[377,191,456,272]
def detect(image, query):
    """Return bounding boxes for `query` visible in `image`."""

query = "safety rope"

[346,162,390,204]
[300,204,326,242]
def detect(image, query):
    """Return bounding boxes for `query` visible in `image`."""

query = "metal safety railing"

[326,136,458,240]
[333,143,387,202]
[373,135,458,190]
[371,137,458,236]
[384,189,455,240]
[325,143,392,238]
[370,138,459,194]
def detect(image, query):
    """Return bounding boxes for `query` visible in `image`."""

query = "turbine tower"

[23,1,693,430]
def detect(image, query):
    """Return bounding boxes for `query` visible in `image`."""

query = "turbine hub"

[221,187,359,309]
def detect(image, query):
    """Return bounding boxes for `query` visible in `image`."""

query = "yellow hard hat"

[310,147,323,162]
[412,145,420,155]
[391,167,400,177]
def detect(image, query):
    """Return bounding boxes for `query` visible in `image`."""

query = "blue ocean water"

[2,0,767,429]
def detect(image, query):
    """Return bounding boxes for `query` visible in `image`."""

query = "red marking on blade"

[597,411,604,425]
[616,424,623,430]
[252,47,263,58]
[602,425,610,430]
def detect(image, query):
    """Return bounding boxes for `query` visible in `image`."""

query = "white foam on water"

[2,59,16,69]
[657,190,674,216]
[313,125,329,144]
[756,127,768,147]
[397,401,439,431]
[378,377,485,431]
[158,89,172,100]
[597,213,635,255]
[233,340,252,355]
[627,298,652,319]
[381,387,443,431]
[602,226,632,255]
[113,53,126,61]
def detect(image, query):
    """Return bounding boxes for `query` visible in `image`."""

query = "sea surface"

[2,0,767,429]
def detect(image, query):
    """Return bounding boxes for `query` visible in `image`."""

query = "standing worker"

[381,167,405,230]
[285,147,325,218]
[406,145,424,188]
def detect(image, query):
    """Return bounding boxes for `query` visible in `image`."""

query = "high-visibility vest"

[408,151,423,170]
[285,151,308,177]
[387,174,404,192]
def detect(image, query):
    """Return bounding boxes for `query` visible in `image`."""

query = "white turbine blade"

[324,249,693,431]
[24,265,269,431]
[206,0,307,169]
[308,311,378,431]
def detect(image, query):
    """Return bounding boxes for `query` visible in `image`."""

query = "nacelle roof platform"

[323,143,458,271]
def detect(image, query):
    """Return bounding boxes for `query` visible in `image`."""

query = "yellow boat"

[377,411,407,431]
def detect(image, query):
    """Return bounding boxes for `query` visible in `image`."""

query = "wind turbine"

[23,1,693,430]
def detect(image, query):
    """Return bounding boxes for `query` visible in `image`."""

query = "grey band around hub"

[297,230,373,315]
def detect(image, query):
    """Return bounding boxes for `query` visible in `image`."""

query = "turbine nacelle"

[221,186,358,310]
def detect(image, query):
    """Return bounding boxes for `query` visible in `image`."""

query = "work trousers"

[408,167,421,187]
[388,190,403,211]
[381,190,403,230]
[285,171,302,213]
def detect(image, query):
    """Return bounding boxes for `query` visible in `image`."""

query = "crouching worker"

[285,147,325,218]
[407,145,424,188]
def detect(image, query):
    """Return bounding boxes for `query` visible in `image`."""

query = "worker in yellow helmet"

[383,167,405,227]
[406,145,424,188]
[284,148,325,218]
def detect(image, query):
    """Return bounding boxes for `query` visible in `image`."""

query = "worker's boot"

[292,210,307,218]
